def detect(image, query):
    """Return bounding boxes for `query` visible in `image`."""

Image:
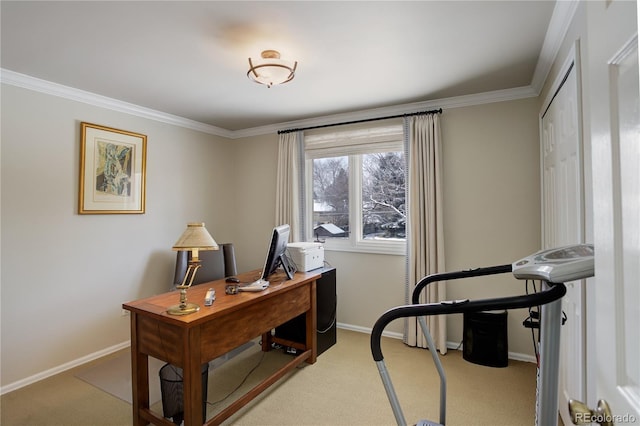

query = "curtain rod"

[277,108,442,134]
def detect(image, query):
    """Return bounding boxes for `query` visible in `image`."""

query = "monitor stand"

[239,255,294,292]
[280,254,295,280]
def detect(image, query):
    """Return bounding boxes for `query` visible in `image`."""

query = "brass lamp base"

[167,302,200,316]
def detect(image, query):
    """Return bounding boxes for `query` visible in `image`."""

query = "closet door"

[540,51,585,426]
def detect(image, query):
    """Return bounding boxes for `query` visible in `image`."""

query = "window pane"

[362,152,406,240]
[312,157,349,239]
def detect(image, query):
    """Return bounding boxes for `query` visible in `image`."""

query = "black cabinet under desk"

[274,266,337,356]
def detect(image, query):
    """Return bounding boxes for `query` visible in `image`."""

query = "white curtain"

[404,114,447,354]
[275,131,305,242]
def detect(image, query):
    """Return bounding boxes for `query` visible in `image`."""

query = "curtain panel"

[275,131,305,242]
[404,114,447,354]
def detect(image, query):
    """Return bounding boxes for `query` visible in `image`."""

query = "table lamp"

[168,222,218,315]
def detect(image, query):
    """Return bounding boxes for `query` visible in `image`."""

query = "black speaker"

[275,266,337,356]
[463,310,508,368]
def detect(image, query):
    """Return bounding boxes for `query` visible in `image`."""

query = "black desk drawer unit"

[275,266,337,356]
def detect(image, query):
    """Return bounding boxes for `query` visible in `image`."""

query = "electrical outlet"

[121,309,130,317]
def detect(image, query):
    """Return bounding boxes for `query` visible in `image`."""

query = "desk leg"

[183,327,203,426]
[306,280,318,364]
[130,312,150,426]
[261,331,273,352]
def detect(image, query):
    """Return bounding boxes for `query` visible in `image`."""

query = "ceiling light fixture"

[247,49,297,88]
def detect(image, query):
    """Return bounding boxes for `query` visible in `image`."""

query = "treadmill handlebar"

[371,280,566,362]
[411,264,513,305]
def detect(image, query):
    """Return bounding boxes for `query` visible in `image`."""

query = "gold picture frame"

[79,122,147,214]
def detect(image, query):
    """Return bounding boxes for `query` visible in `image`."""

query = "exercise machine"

[370,243,594,426]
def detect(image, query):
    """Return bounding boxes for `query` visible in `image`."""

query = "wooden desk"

[123,270,319,426]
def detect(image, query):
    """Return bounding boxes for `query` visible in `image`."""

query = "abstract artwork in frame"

[79,122,147,214]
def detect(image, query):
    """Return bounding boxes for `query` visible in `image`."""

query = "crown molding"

[0,69,235,139]
[530,0,579,95]
[1,67,538,140]
[232,85,538,139]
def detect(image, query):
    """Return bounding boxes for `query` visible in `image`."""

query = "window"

[304,124,406,255]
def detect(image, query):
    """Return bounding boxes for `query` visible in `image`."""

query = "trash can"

[463,310,508,367]
[159,363,209,425]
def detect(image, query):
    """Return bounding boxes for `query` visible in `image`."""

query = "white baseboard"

[0,341,130,395]
[336,322,403,340]
[505,351,537,364]
[337,323,536,363]
[3,324,537,395]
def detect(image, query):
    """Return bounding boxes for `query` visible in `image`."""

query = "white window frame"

[303,125,406,256]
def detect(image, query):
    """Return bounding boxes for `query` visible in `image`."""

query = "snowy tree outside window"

[305,124,406,255]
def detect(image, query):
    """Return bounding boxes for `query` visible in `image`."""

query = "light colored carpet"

[1,330,538,426]
[218,331,538,426]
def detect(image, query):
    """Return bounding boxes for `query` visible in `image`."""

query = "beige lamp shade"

[167,222,217,316]
[172,222,218,251]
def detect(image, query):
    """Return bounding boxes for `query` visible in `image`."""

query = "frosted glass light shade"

[247,49,297,88]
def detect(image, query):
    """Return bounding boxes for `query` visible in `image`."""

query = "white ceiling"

[1,1,562,134]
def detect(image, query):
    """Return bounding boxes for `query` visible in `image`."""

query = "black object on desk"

[275,266,337,356]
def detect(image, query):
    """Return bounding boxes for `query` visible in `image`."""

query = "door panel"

[610,35,640,416]
[587,0,640,421]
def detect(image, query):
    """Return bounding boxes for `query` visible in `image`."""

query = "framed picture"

[79,122,147,214]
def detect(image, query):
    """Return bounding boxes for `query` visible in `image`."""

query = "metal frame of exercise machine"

[370,244,594,426]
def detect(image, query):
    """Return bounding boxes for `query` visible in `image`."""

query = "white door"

[541,58,586,426]
[579,0,640,423]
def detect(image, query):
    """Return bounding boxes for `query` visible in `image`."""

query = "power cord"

[206,351,266,407]
[522,279,568,366]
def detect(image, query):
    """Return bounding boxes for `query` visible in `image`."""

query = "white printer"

[286,242,325,272]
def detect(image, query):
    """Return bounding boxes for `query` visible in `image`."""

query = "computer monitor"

[254,224,294,287]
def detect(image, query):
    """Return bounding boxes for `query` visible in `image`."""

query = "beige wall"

[1,83,541,391]
[223,133,280,272]
[230,98,542,353]
[0,85,235,388]
[441,98,541,354]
